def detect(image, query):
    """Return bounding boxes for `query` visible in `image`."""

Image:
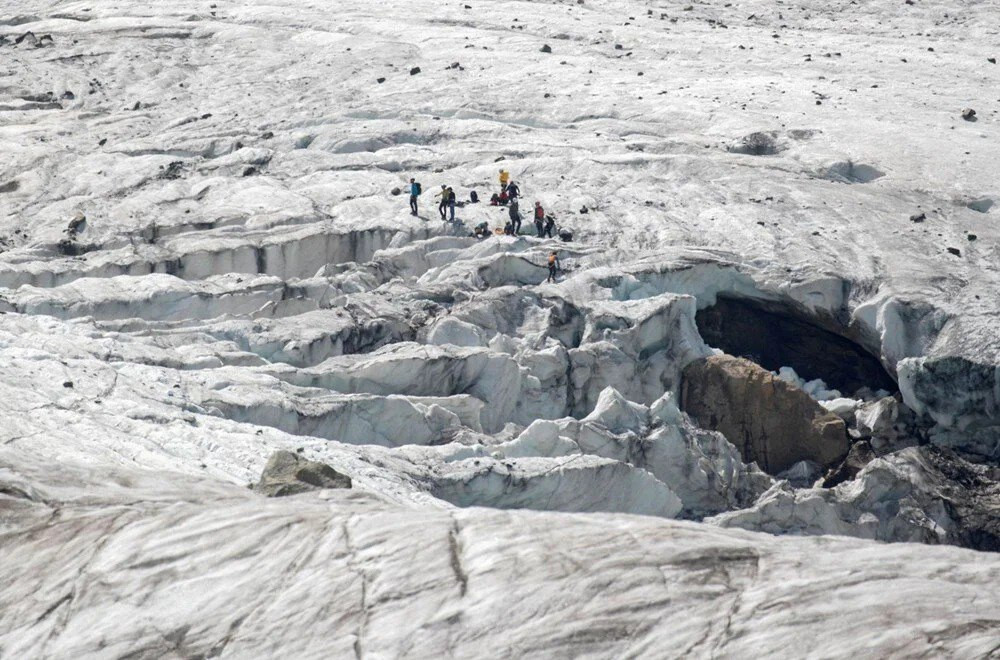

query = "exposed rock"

[727,131,781,155]
[961,108,976,121]
[67,212,86,236]
[681,355,849,474]
[253,450,352,497]
[822,440,878,486]
[910,211,926,222]
[714,446,1000,551]
[540,44,552,53]
[14,32,38,47]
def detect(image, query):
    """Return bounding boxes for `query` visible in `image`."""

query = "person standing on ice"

[499,168,510,191]
[543,213,556,239]
[409,178,421,216]
[546,251,561,283]
[533,201,545,237]
[447,186,457,222]
[508,198,522,235]
[435,185,449,219]
[506,180,520,202]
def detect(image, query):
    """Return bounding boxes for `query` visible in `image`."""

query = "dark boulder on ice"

[253,450,352,497]
[681,355,849,474]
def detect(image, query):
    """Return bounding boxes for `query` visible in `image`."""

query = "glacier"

[2,0,1000,656]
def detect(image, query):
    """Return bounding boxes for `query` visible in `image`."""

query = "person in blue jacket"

[409,178,421,215]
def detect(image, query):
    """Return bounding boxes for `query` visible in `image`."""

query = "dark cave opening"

[695,296,898,396]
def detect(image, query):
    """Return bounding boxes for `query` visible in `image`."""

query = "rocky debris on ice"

[713,446,1000,551]
[681,355,849,474]
[253,450,352,496]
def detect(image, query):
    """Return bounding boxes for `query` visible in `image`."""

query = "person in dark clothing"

[546,251,561,283]
[436,185,448,219]
[506,181,520,201]
[533,201,545,237]
[543,214,555,238]
[508,199,521,235]
[409,178,421,215]
[473,221,490,239]
[447,187,456,221]
[504,220,514,235]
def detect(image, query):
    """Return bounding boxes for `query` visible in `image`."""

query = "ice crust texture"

[2,0,1000,656]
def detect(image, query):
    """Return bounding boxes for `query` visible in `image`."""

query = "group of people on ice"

[406,168,563,283]
[407,169,562,239]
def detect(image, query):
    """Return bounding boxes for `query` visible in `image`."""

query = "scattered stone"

[989,57,997,64]
[261,131,274,140]
[253,450,351,497]
[947,247,961,257]
[541,44,552,53]
[61,91,75,100]
[409,67,421,75]
[14,32,38,47]
[160,161,185,180]
[681,355,850,474]
[242,166,258,177]
[391,187,402,196]
[966,198,994,213]
[910,212,926,222]
[822,440,878,487]
[0,181,19,194]
[579,206,589,214]
[62,381,74,388]
[727,131,782,156]
[67,212,86,235]
[968,234,978,241]
[377,77,386,83]
[961,108,977,121]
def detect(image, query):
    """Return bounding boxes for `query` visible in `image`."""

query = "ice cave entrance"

[695,295,898,396]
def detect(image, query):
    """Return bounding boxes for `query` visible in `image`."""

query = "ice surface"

[3,0,1000,654]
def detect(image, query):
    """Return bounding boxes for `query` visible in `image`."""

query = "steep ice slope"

[3,0,1000,655]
